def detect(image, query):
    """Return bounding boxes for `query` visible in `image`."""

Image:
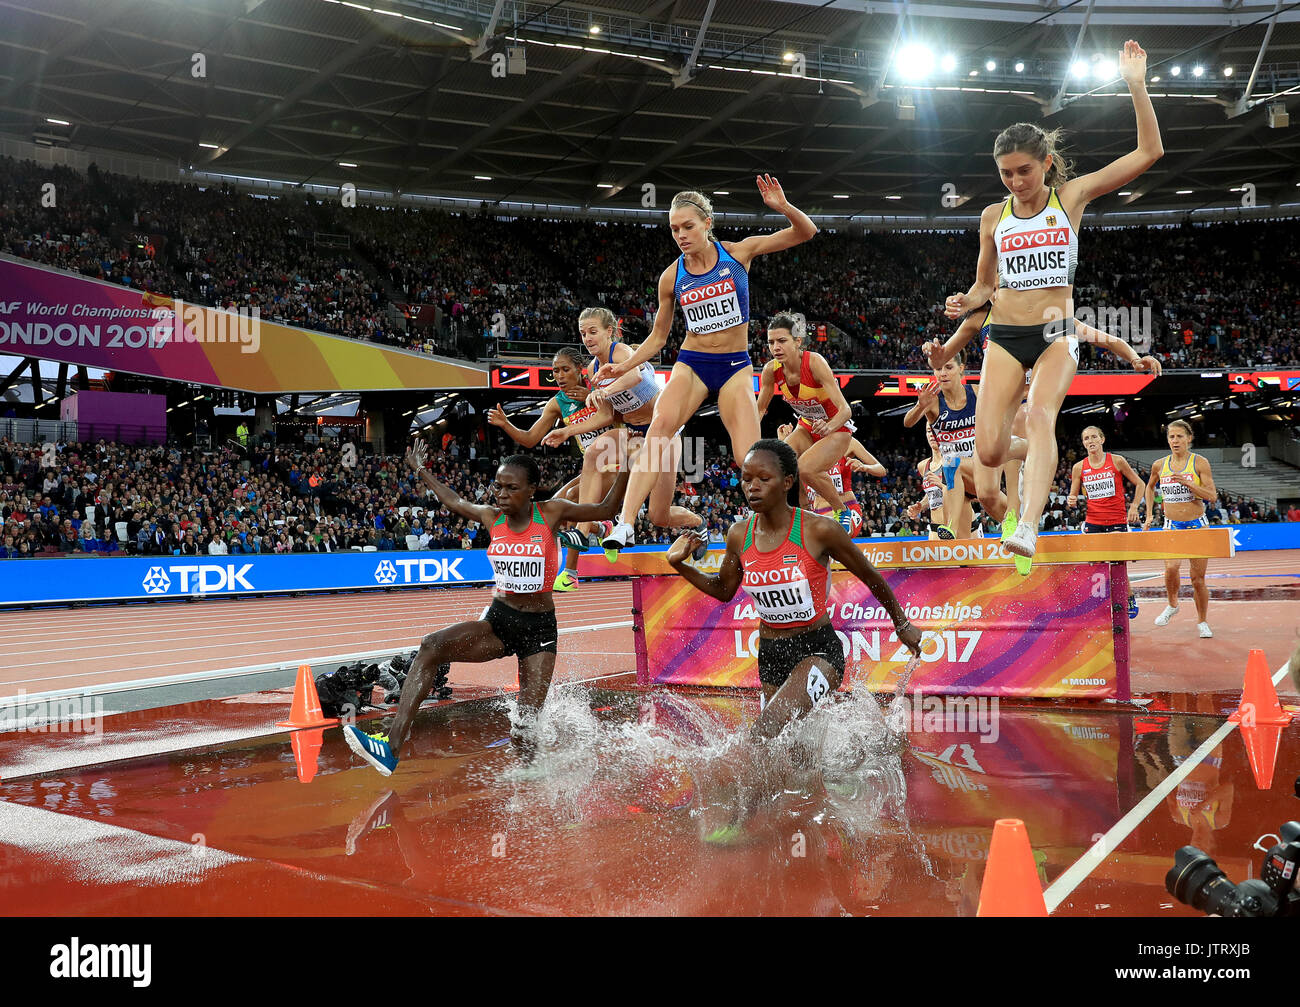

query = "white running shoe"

[1197,621,1213,639]
[1154,604,1179,627]
[1004,521,1037,559]
[601,521,635,552]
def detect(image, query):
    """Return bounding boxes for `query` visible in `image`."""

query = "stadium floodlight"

[713,191,729,195]
[199,142,219,149]
[1071,60,1088,79]
[1095,59,1116,80]
[1150,75,1161,82]
[1014,61,1024,73]
[784,52,796,61]
[985,59,997,72]
[1192,65,1204,78]
[45,117,70,126]
[1176,189,1193,195]
[474,175,492,180]
[969,69,979,76]
[338,161,357,168]
[1170,65,1181,76]
[589,24,601,34]
[1117,190,1131,196]
[597,183,613,189]
[832,194,849,199]
[1223,66,1234,77]
[885,195,902,200]
[940,53,956,72]
[895,44,935,80]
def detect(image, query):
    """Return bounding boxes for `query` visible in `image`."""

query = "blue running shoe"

[1128,595,1139,620]
[344,725,398,777]
[838,509,855,535]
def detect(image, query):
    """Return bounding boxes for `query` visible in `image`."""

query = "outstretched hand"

[756,174,789,212]
[405,437,428,475]
[1118,40,1148,86]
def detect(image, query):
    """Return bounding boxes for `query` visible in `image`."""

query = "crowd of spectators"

[3,156,1299,372]
[4,419,1290,560]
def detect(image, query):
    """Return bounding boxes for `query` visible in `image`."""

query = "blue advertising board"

[0,523,1293,606]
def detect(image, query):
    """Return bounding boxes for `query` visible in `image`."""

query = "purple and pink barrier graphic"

[634,562,1130,699]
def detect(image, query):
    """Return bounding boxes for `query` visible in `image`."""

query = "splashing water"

[489,681,923,852]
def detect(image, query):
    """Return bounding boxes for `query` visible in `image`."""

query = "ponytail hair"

[670,190,715,241]
[993,122,1073,188]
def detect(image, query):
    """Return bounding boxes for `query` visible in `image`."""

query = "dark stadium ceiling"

[4,0,1300,219]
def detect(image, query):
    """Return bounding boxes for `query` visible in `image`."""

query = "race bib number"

[679,278,744,334]
[1082,471,1115,500]
[743,569,817,624]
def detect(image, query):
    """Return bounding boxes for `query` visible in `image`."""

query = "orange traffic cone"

[276,663,339,729]
[1240,723,1284,791]
[289,727,326,784]
[977,819,1048,917]
[1228,649,1293,727]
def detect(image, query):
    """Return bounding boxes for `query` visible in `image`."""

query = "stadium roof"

[3,0,1300,219]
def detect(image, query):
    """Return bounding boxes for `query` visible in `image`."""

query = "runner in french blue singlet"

[596,177,819,555]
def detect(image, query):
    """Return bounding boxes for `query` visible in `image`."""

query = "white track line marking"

[0,620,635,706]
[1042,656,1294,914]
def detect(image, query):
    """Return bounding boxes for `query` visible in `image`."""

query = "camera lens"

[1167,846,1245,916]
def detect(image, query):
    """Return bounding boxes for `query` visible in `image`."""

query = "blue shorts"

[1165,516,1208,531]
[676,349,752,397]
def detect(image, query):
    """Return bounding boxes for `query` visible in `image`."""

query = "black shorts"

[1083,522,1129,534]
[757,622,845,689]
[987,317,1078,369]
[482,598,558,659]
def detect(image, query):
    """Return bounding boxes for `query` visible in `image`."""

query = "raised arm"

[541,398,616,447]
[405,440,497,525]
[725,174,818,267]
[541,466,631,527]
[923,309,986,370]
[1072,319,1162,375]
[595,267,675,381]
[1059,41,1163,211]
[487,397,563,449]
[902,380,940,429]
[667,520,745,602]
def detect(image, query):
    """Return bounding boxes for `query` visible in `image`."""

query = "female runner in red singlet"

[345,442,629,774]
[667,439,920,738]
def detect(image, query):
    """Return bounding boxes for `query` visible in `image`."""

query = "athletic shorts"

[676,349,753,397]
[797,416,858,440]
[1083,522,1129,534]
[481,598,558,659]
[1165,515,1208,531]
[757,622,845,689]
[987,317,1080,369]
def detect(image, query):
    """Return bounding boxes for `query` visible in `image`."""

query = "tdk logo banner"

[375,558,465,584]
[0,551,495,605]
[142,564,255,594]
